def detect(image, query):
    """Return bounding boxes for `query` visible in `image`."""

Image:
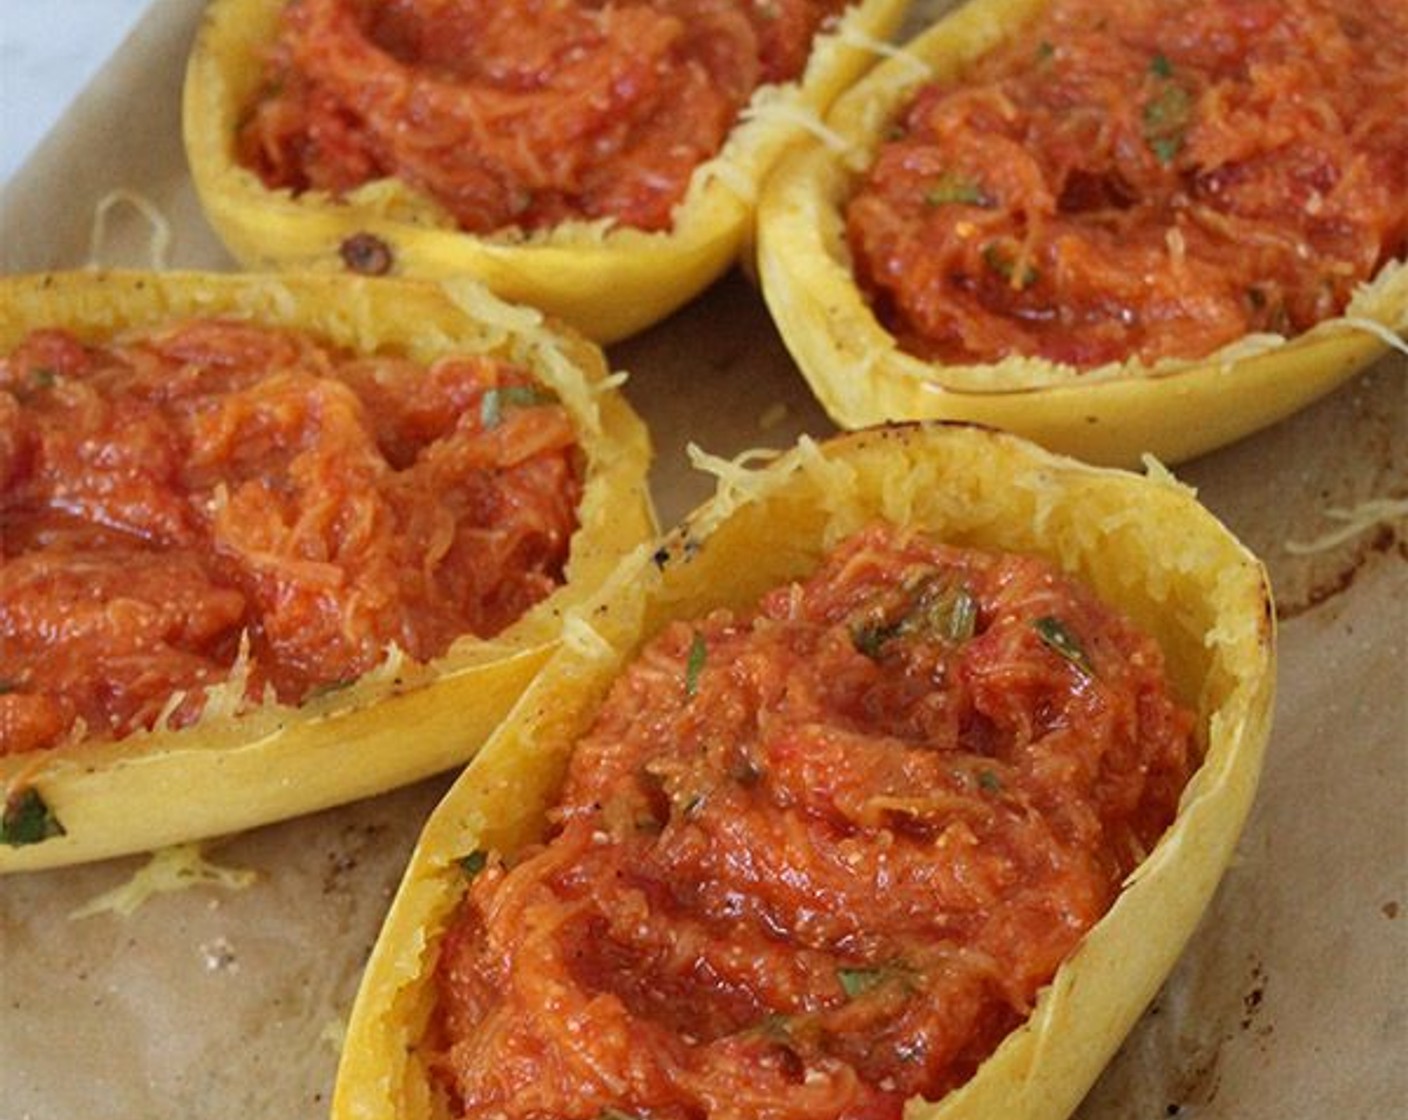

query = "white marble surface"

[0,0,154,186]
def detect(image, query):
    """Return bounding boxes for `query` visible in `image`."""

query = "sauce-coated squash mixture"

[1,320,581,754]
[239,0,849,233]
[847,0,1408,367]
[431,522,1195,1118]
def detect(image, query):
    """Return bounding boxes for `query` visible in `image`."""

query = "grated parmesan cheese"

[1338,316,1408,356]
[739,98,853,155]
[1284,497,1408,555]
[69,842,257,920]
[834,26,933,78]
[86,189,172,271]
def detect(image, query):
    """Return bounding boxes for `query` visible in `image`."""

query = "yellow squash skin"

[182,0,913,344]
[332,422,1275,1120]
[0,269,655,873]
[755,0,1408,467]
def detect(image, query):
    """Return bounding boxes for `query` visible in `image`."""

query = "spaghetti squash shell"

[0,269,654,873]
[183,0,912,344]
[332,422,1275,1120]
[755,0,1408,467]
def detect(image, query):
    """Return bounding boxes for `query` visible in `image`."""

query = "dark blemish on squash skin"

[340,233,394,276]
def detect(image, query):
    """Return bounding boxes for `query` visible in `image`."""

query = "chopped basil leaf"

[982,243,1039,289]
[1034,616,1094,677]
[977,769,1003,793]
[459,849,489,878]
[684,632,708,697]
[1142,75,1191,165]
[1149,135,1182,164]
[480,384,557,429]
[851,619,897,658]
[1149,51,1174,79]
[853,578,979,657]
[1,787,66,847]
[839,961,917,1000]
[924,173,988,208]
[838,967,888,999]
[939,586,979,642]
[1036,39,1056,63]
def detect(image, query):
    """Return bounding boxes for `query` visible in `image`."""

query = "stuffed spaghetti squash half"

[332,422,1274,1120]
[0,269,653,872]
[756,0,1408,466]
[183,0,913,343]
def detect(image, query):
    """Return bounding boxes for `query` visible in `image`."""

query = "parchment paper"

[1,2,1404,1117]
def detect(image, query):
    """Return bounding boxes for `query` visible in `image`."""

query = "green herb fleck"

[1034,616,1093,677]
[1036,39,1056,63]
[838,966,888,999]
[0,680,17,696]
[684,631,708,697]
[982,242,1039,289]
[851,619,897,658]
[852,578,979,658]
[1149,135,1181,163]
[1,787,66,847]
[838,963,916,1000]
[32,367,58,388]
[479,384,557,429]
[924,173,988,208]
[977,769,1003,793]
[940,586,979,642]
[459,849,489,878]
[1142,72,1191,165]
[1149,52,1174,79]
[599,1110,644,1120]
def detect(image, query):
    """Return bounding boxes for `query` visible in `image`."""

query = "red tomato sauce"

[239,0,848,234]
[846,0,1408,368]
[431,522,1196,1118]
[0,319,582,754]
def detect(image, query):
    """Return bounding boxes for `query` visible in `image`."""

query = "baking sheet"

[0,1,1404,1117]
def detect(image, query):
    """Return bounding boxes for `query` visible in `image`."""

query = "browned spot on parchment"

[1275,524,1403,620]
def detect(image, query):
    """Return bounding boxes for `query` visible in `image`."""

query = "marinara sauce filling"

[239,0,848,233]
[846,0,1408,368]
[432,522,1196,1119]
[0,320,582,755]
